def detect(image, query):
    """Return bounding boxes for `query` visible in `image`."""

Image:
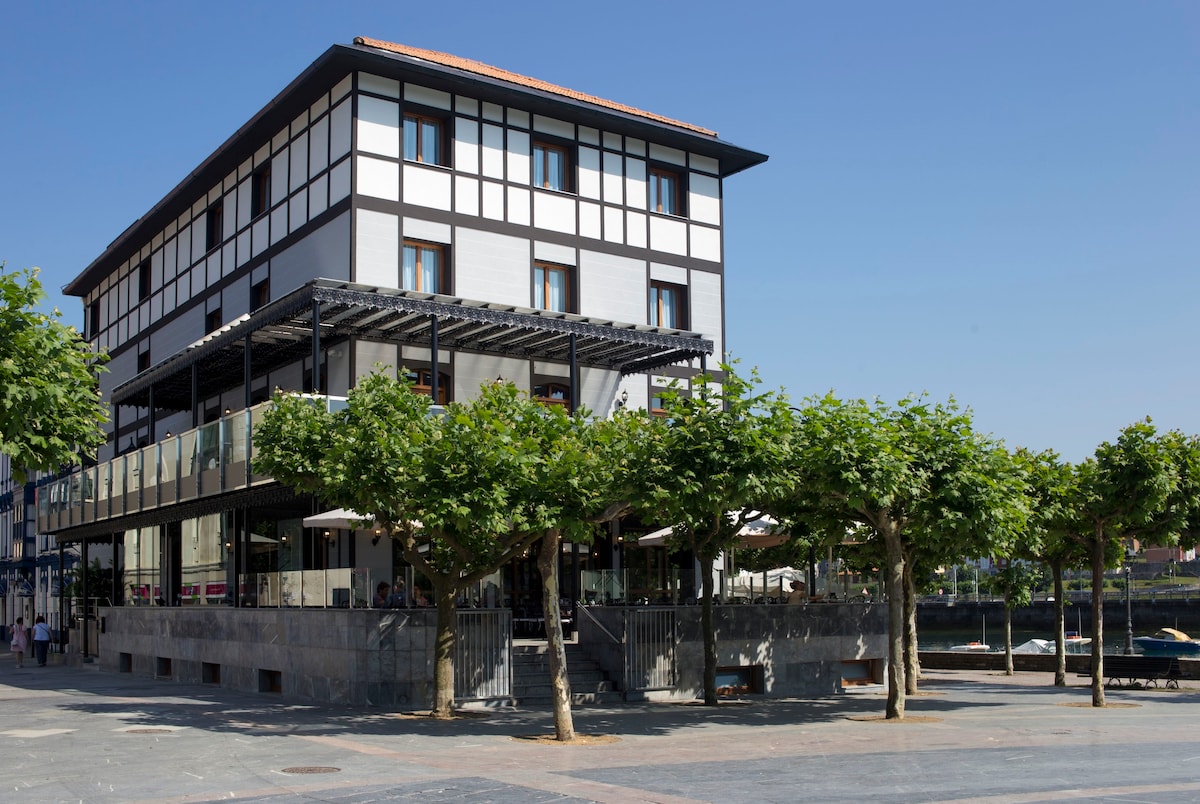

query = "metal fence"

[625,606,676,692]
[455,608,512,701]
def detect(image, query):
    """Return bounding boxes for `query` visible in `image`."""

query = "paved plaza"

[3,653,1200,803]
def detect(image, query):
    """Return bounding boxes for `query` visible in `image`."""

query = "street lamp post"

[1124,552,1135,655]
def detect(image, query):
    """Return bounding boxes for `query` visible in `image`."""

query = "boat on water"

[948,641,991,652]
[1133,627,1200,657]
[1012,634,1092,655]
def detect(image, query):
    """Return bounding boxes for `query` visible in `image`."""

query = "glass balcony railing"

[36,396,348,532]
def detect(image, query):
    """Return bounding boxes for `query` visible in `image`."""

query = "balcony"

[36,396,348,534]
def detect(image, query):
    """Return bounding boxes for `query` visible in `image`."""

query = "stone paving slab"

[3,654,1200,803]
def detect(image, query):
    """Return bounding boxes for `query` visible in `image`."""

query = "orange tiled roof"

[353,37,717,138]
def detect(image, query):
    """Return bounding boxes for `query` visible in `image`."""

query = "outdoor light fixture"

[224,407,232,415]
[616,389,629,408]
[164,431,172,438]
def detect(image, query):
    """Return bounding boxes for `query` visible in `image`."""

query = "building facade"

[22,40,894,705]
[35,37,766,615]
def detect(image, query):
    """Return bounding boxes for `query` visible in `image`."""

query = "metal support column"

[430,315,439,404]
[191,363,199,428]
[568,334,579,413]
[80,537,90,662]
[310,300,321,394]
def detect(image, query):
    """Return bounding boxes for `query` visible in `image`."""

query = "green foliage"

[0,265,108,482]
[781,393,1027,717]
[636,363,793,561]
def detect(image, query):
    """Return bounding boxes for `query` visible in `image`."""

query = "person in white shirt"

[32,615,52,667]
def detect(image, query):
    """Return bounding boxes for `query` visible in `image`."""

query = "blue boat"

[1133,627,1200,657]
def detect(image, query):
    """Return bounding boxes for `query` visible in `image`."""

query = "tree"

[1062,420,1200,706]
[0,265,108,482]
[255,373,556,718]
[1019,449,1087,686]
[783,394,1026,719]
[523,407,649,740]
[636,364,793,705]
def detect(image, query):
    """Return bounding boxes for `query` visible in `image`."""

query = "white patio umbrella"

[636,512,789,549]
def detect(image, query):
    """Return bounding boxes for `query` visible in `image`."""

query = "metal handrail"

[575,603,621,645]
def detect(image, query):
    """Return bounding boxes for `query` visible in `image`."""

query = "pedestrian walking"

[9,616,28,668]
[32,615,52,667]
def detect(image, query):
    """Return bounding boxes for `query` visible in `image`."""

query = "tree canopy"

[0,265,108,482]
[634,363,793,705]
[781,394,1027,718]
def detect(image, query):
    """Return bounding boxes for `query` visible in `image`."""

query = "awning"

[302,508,376,530]
[112,278,714,411]
[636,512,790,549]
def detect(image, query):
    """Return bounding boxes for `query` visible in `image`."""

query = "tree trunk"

[902,560,919,694]
[1089,530,1106,707]
[1052,562,1066,687]
[882,525,906,719]
[431,581,459,718]
[699,549,718,706]
[537,528,575,741]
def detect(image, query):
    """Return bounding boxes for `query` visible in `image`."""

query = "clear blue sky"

[2,2,1196,461]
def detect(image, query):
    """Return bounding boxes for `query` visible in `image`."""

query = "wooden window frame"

[251,166,271,218]
[533,382,571,409]
[533,140,572,192]
[251,277,270,312]
[136,259,151,304]
[205,201,224,253]
[205,307,223,335]
[401,240,448,294]
[403,111,448,166]
[650,280,687,329]
[533,262,573,313]
[405,368,450,405]
[649,166,683,216]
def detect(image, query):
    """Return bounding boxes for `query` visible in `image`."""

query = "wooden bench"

[1080,655,1182,689]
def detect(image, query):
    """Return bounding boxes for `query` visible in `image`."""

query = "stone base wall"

[579,602,889,700]
[97,606,440,707]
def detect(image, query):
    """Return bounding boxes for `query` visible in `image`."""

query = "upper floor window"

[533,141,570,192]
[87,300,100,340]
[251,277,270,312]
[402,241,446,294]
[137,350,151,374]
[533,263,571,313]
[649,167,682,216]
[533,382,570,408]
[650,281,686,329]
[137,259,151,303]
[404,112,445,165]
[205,307,223,334]
[205,201,224,253]
[251,166,271,218]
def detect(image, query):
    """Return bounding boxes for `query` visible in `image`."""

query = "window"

[137,350,151,373]
[649,167,681,216]
[251,278,270,311]
[403,112,445,165]
[405,368,449,404]
[533,141,570,191]
[205,307,223,334]
[402,241,446,294]
[205,201,224,252]
[650,394,669,418]
[137,259,151,303]
[534,382,570,408]
[650,281,686,329]
[251,166,271,218]
[533,263,572,313]
[87,300,100,340]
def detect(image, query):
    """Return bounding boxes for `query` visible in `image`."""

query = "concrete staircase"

[511,641,622,707]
